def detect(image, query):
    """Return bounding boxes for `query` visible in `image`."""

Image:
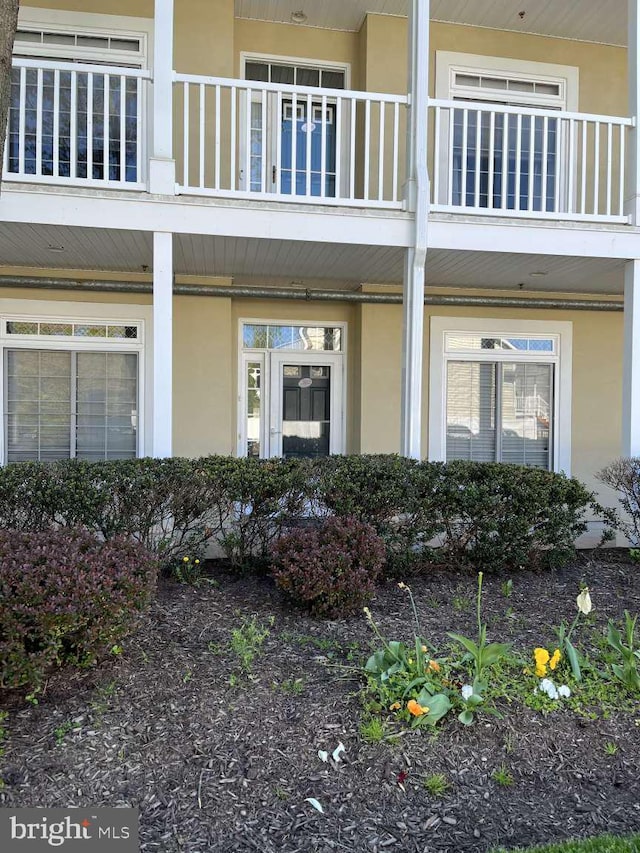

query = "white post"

[622,260,640,456]
[400,0,430,458]
[149,0,176,194]
[153,231,173,457]
[626,0,640,222]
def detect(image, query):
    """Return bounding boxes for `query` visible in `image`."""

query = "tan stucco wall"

[430,22,627,117]
[21,0,153,16]
[234,19,359,81]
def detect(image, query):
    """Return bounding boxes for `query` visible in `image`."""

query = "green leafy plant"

[606,611,640,692]
[230,616,273,673]
[604,741,619,756]
[447,572,512,699]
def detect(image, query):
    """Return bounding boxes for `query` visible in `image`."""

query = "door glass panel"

[281,364,330,459]
[6,349,72,462]
[501,362,552,468]
[246,360,261,458]
[280,100,336,197]
[76,352,137,460]
[446,361,496,462]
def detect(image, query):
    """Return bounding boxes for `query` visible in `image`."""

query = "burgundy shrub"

[0,528,158,690]
[271,516,385,618]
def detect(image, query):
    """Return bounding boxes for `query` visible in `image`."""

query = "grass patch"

[492,833,640,852]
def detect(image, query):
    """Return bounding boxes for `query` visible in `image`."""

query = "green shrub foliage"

[0,528,158,690]
[0,456,610,576]
[271,515,386,617]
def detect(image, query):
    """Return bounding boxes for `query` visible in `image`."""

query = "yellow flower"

[398,582,407,590]
[195,559,201,565]
[407,699,429,717]
[389,702,401,711]
[408,658,414,665]
[533,647,550,677]
[576,588,592,615]
[428,659,441,673]
[183,556,189,563]
[549,649,561,670]
[421,645,428,653]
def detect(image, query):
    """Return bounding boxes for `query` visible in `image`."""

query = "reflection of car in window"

[447,424,473,438]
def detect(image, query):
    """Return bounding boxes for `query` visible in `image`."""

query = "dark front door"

[281,364,331,458]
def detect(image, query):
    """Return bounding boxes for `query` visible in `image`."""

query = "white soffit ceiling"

[234,1,628,46]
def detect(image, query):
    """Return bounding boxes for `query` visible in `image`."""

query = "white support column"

[152,231,173,457]
[626,0,640,222]
[622,260,640,456]
[149,0,176,194]
[400,0,430,459]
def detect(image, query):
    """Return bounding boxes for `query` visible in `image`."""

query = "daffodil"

[407,699,428,717]
[389,701,401,711]
[183,556,189,563]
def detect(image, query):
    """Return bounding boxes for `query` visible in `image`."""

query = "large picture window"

[429,318,572,474]
[0,304,148,464]
[6,349,138,462]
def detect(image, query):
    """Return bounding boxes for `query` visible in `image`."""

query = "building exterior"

[0,0,638,516]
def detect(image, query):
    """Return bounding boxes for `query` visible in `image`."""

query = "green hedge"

[0,455,613,573]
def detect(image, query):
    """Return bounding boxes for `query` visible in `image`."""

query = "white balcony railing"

[429,99,634,223]
[3,57,151,190]
[173,73,409,208]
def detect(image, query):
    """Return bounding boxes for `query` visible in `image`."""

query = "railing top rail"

[173,71,409,104]
[429,97,633,126]
[12,56,152,79]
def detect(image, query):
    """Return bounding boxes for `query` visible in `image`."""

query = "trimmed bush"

[0,528,158,690]
[424,461,611,573]
[271,515,385,617]
[201,456,310,570]
[597,458,638,545]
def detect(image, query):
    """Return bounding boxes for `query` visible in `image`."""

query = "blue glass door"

[452,109,558,212]
[280,100,336,197]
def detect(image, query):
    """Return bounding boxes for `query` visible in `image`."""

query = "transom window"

[245,61,345,90]
[243,324,342,352]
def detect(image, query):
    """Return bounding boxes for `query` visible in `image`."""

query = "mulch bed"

[2,551,640,853]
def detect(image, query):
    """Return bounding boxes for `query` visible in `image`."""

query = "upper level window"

[7,14,148,185]
[435,52,578,213]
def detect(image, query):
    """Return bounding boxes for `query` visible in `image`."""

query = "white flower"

[576,588,592,615]
[558,685,571,698]
[461,684,474,701]
[540,678,559,700]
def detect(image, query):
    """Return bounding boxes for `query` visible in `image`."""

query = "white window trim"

[428,316,572,474]
[16,7,152,69]
[435,51,579,111]
[237,318,347,459]
[240,52,351,89]
[0,298,152,463]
